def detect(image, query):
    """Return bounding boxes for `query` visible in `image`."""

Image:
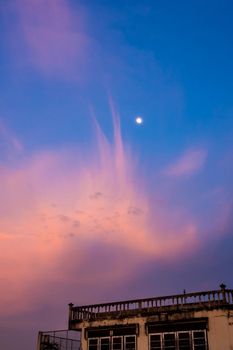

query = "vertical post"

[220,283,226,303]
[36,332,42,350]
[68,303,74,329]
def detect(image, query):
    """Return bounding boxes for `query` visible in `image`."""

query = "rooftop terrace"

[68,285,233,325]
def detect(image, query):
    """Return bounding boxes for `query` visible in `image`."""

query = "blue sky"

[0,1,233,349]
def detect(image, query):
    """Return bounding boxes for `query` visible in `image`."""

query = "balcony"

[37,330,80,350]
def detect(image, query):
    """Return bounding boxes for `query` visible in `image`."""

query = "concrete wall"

[200,309,233,350]
[76,308,233,350]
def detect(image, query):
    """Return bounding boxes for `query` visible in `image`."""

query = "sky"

[0,0,233,349]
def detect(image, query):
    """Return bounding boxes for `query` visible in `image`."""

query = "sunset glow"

[1,1,233,349]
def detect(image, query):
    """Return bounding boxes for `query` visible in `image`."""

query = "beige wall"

[194,309,233,350]
[76,309,233,350]
[79,316,146,350]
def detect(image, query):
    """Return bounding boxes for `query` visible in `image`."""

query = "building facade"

[38,285,233,350]
[68,285,233,350]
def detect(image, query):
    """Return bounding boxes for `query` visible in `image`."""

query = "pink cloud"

[0,116,199,316]
[164,148,208,177]
[0,120,23,160]
[11,0,89,78]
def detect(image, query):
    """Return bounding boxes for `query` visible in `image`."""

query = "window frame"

[112,336,123,350]
[149,330,208,350]
[88,337,99,350]
[124,335,136,350]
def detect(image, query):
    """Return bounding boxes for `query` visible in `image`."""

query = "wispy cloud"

[8,0,89,78]
[0,114,199,316]
[0,120,23,162]
[164,148,208,177]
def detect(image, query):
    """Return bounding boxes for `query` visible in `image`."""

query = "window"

[149,331,208,350]
[113,337,123,350]
[125,336,136,350]
[150,334,162,350]
[193,331,206,350]
[88,338,98,350]
[178,332,191,350]
[164,333,176,350]
[88,335,136,350]
[100,338,110,350]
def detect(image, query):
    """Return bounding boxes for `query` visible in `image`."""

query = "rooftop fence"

[37,330,80,350]
[69,287,233,323]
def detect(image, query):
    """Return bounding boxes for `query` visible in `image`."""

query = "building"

[38,284,233,350]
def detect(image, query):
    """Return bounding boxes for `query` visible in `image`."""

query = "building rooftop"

[68,285,233,326]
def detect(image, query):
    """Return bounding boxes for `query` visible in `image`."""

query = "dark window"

[125,336,136,350]
[149,330,207,350]
[113,337,123,350]
[193,331,206,350]
[178,332,191,350]
[100,338,110,350]
[150,334,162,350]
[88,338,98,350]
[163,333,176,350]
[88,335,136,350]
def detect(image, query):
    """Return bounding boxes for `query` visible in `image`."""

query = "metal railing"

[69,287,233,323]
[37,330,81,350]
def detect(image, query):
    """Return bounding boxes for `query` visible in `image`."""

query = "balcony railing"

[37,330,81,350]
[69,287,233,324]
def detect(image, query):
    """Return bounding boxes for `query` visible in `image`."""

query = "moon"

[135,116,143,125]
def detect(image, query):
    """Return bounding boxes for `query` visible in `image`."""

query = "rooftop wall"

[68,288,233,327]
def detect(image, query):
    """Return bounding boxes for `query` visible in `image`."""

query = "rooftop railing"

[69,286,233,324]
